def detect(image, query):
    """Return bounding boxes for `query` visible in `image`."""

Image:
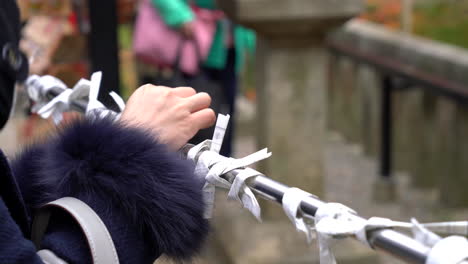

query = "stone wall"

[327,20,468,207]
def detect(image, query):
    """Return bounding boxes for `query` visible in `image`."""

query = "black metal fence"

[327,39,468,179]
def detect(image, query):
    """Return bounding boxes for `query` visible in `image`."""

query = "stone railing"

[327,19,468,207]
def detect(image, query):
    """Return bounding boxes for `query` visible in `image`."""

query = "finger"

[190,108,216,130]
[172,87,196,98]
[186,92,211,113]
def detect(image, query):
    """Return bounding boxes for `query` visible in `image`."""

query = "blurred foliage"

[118,24,134,50]
[241,54,256,101]
[361,0,468,49]
[360,0,402,29]
[118,24,137,100]
[413,1,468,49]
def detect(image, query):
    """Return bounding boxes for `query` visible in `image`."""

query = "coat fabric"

[151,0,256,73]
[0,0,28,129]
[0,118,209,264]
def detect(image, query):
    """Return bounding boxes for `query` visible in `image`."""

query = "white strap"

[412,218,442,248]
[282,188,316,243]
[426,236,468,264]
[26,75,68,108]
[355,217,397,248]
[420,221,468,237]
[188,114,270,219]
[227,167,262,221]
[315,203,358,264]
[109,91,126,112]
[37,89,73,123]
[28,72,124,124]
[86,72,105,113]
[210,114,230,153]
[37,250,68,264]
[196,148,270,219]
[33,197,120,264]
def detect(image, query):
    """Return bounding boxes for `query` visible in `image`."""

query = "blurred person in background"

[0,0,214,263]
[142,0,256,157]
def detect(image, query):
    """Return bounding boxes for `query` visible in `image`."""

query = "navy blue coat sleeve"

[0,197,43,264]
[10,118,209,264]
[0,148,43,264]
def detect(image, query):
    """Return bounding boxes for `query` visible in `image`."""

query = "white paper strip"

[426,236,468,264]
[282,187,315,243]
[86,71,105,114]
[211,114,230,154]
[228,167,262,221]
[199,149,270,219]
[315,203,357,264]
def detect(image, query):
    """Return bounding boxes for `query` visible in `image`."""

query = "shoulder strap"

[31,197,120,264]
[37,249,68,264]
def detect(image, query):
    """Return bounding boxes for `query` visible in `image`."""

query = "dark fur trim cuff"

[12,118,208,260]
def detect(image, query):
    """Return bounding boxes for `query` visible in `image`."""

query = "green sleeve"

[236,27,256,54]
[151,0,194,28]
[245,29,256,55]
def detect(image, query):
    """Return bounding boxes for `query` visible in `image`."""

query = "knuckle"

[135,84,154,96]
[172,101,184,111]
[176,103,191,115]
[200,92,212,101]
[154,87,170,98]
[208,109,216,120]
[166,88,177,95]
[140,84,154,91]
[186,87,196,93]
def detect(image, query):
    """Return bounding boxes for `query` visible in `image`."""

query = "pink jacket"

[133,0,222,75]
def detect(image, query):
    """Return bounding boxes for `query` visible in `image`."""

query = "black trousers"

[139,48,238,157]
[203,48,237,157]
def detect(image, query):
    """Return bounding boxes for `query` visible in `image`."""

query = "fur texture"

[12,118,208,262]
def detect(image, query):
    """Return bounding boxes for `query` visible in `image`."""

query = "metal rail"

[327,40,468,103]
[184,150,431,264]
[34,82,467,264]
[327,39,468,180]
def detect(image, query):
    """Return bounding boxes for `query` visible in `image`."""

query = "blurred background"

[3,0,468,263]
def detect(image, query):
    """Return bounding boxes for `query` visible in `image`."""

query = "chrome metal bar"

[219,168,431,264]
[31,85,468,264]
[370,229,429,263]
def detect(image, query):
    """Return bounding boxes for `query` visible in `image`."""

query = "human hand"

[120,85,216,150]
[180,22,195,39]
